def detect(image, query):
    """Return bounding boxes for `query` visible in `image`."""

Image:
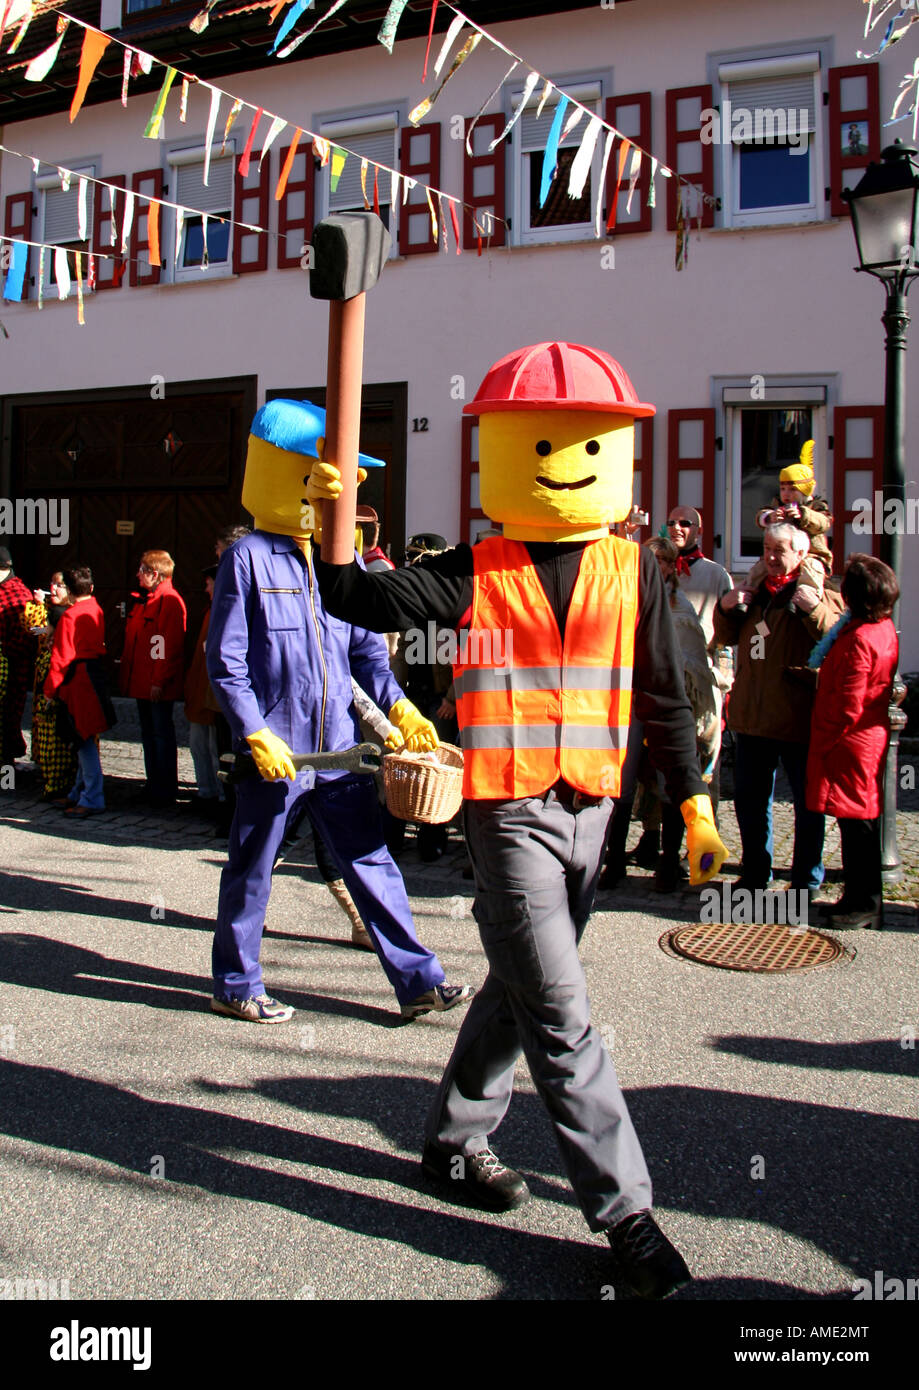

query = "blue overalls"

[206,530,445,1004]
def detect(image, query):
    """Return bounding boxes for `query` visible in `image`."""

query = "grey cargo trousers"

[426,787,653,1231]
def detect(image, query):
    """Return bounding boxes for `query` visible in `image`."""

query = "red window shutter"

[831,405,884,568]
[4,191,33,289]
[665,84,714,231]
[277,141,314,269]
[92,176,127,290]
[632,416,654,523]
[461,415,490,544]
[463,114,506,250]
[400,123,441,256]
[604,93,652,235]
[129,169,164,287]
[233,156,270,274]
[828,64,881,218]
[667,408,716,553]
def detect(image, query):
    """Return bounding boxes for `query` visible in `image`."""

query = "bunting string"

[14,9,506,251]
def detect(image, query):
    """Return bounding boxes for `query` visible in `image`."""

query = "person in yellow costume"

[312,344,726,1298]
[205,399,473,1023]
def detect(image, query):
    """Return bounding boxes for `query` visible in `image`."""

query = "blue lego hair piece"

[250,398,385,469]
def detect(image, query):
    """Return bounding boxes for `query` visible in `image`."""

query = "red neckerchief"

[675,543,704,577]
[764,567,800,595]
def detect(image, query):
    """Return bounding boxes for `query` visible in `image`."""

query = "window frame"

[37,163,96,301]
[510,75,608,246]
[316,110,400,257]
[166,141,236,283]
[709,43,831,230]
[716,376,836,573]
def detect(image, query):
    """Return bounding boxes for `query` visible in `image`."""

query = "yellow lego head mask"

[465,343,655,542]
[241,399,384,538]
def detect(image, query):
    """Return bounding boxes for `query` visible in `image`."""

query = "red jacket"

[120,578,187,700]
[806,616,898,820]
[45,597,109,739]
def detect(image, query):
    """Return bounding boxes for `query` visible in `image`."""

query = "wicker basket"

[382,742,464,824]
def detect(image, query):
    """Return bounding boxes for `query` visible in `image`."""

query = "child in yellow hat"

[746,441,833,609]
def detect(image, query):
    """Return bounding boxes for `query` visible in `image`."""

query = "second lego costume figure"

[206,399,473,1024]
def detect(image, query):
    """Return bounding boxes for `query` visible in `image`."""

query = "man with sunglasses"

[665,508,733,647]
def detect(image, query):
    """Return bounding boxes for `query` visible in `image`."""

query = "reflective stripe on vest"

[455,534,640,800]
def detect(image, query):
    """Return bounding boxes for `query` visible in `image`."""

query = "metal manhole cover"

[662,922,849,973]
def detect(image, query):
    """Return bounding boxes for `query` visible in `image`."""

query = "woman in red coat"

[45,565,109,816]
[120,549,187,808]
[807,555,899,929]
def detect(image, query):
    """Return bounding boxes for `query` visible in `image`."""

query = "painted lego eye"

[585,440,600,455]
[535,440,552,456]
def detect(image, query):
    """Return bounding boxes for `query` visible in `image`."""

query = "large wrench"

[218,742,382,784]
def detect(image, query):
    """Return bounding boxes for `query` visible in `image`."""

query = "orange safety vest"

[454,535,639,799]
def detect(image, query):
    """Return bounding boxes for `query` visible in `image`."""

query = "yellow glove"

[305,440,367,504]
[387,698,439,752]
[681,794,728,885]
[246,727,297,781]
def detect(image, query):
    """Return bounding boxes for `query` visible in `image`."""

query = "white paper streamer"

[77,177,88,241]
[121,48,132,107]
[121,190,135,256]
[54,248,71,301]
[24,26,66,82]
[37,246,45,310]
[59,167,72,192]
[536,80,554,119]
[626,146,642,213]
[595,130,615,237]
[259,116,286,170]
[561,106,584,142]
[567,115,601,199]
[203,86,221,186]
[488,70,539,152]
[403,177,416,204]
[175,207,185,266]
[433,14,465,79]
[390,169,400,208]
[108,185,117,245]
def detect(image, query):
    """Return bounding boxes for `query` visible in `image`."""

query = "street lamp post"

[843,139,919,884]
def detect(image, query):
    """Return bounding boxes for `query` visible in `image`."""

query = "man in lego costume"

[206,399,473,1024]
[312,343,727,1298]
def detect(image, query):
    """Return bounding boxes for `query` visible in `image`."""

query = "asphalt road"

[1,757,917,1306]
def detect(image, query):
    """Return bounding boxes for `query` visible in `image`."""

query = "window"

[38,165,94,300]
[722,384,828,570]
[514,81,603,244]
[319,113,399,244]
[167,145,234,280]
[717,53,824,227]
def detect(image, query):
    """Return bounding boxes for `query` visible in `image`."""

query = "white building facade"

[1,0,916,662]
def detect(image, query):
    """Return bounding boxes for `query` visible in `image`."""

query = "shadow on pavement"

[0,933,399,1027]
[707,1034,919,1077]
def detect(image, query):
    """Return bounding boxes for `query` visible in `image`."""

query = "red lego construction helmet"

[464,341,656,417]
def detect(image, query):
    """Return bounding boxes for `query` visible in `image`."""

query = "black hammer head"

[309,212,392,301]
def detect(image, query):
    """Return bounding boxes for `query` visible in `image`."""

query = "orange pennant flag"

[275,129,302,201]
[269,0,286,19]
[70,30,111,124]
[148,201,160,269]
[606,138,631,232]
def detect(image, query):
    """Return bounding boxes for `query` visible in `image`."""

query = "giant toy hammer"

[310,212,391,564]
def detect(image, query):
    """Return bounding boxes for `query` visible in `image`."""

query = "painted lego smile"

[535,475,597,491]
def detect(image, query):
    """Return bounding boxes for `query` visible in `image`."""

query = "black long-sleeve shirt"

[314,540,706,808]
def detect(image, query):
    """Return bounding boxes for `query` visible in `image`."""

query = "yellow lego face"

[478,410,635,539]
[242,436,316,537]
